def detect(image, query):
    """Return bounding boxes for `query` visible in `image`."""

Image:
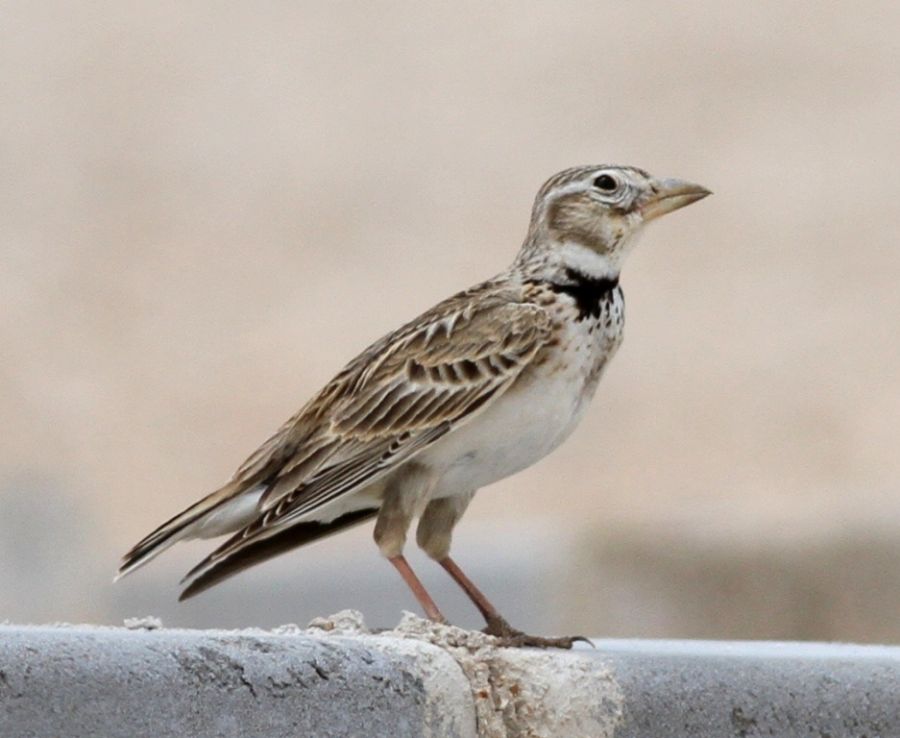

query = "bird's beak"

[642,178,712,222]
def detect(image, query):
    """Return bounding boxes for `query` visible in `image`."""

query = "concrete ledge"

[1,614,898,737]
[0,617,475,738]
[592,639,900,738]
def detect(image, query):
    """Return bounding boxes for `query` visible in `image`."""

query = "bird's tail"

[115,480,261,580]
[178,507,377,600]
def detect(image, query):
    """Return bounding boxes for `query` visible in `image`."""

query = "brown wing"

[180,288,552,587]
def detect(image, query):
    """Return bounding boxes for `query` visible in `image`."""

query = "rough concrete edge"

[11,614,900,738]
[280,610,626,738]
[300,609,625,738]
[1,616,478,738]
[369,612,625,738]
[2,612,626,738]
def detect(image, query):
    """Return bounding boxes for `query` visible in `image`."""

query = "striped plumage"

[118,164,710,647]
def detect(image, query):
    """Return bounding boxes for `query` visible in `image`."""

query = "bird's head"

[518,165,711,278]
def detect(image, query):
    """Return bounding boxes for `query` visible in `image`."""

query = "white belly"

[423,312,621,497]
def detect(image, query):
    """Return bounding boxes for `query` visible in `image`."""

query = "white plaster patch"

[123,615,163,630]
[303,608,370,635]
[366,612,625,738]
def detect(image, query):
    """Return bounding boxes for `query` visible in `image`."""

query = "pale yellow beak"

[642,178,711,221]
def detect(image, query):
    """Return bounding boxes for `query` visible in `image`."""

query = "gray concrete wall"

[1,614,898,738]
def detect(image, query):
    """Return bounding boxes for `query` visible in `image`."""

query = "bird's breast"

[426,288,625,497]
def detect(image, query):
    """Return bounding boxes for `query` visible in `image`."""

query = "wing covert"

[181,291,553,586]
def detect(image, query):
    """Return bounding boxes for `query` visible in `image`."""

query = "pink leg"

[388,554,446,623]
[439,555,500,622]
[439,555,590,649]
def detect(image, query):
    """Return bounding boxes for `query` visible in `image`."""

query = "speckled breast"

[426,283,625,498]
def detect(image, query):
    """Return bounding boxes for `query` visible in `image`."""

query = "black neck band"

[546,268,620,321]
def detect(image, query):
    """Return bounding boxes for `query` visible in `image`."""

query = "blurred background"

[2,1,899,642]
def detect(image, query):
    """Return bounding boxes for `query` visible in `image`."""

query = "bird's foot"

[482,614,593,650]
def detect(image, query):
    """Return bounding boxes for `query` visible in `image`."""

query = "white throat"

[554,241,620,280]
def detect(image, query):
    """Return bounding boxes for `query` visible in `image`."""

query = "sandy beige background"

[2,1,899,638]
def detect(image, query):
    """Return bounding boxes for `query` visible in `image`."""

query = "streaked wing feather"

[181,289,551,587]
[274,297,549,508]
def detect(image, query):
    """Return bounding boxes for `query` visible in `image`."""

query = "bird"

[117,164,710,647]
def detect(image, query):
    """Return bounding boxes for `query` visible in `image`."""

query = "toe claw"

[481,614,590,650]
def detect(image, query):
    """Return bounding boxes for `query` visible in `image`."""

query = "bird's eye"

[593,174,618,192]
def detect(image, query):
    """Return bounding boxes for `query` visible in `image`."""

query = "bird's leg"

[375,469,446,623]
[388,554,446,623]
[438,555,590,649]
[437,555,500,622]
[417,495,589,649]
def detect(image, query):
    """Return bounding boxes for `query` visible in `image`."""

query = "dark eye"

[593,174,618,192]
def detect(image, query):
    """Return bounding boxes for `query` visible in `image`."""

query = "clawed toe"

[482,614,592,650]
[494,633,593,649]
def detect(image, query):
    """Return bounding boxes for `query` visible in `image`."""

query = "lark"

[117,165,710,647]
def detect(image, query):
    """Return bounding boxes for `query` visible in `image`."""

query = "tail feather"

[178,508,377,601]
[116,480,251,580]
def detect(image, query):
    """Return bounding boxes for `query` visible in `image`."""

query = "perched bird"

[117,165,710,647]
